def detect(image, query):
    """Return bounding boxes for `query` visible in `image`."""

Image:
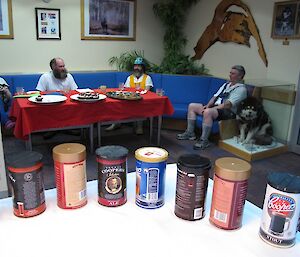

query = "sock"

[201,124,212,141]
[186,119,196,134]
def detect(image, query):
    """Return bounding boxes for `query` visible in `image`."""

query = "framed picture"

[0,0,13,39]
[35,8,61,40]
[81,0,136,40]
[271,1,300,39]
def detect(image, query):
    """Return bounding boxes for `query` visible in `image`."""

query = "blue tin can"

[135,147,168,209]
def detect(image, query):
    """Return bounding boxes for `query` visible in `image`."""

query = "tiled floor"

[2,124,300,208]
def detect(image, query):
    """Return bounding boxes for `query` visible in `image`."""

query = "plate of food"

[28,95,67,104]
[70,92,106,102]
[106,91,142,100]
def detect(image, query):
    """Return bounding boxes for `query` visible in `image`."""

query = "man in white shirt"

[177,65,247,149]
[124,57,153,90]
[36,57,78,92]
[106,57,153,134]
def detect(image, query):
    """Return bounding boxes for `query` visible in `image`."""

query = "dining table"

[10,89,174,152]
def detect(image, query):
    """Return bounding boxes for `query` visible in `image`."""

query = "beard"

[53,69,68,79]
[133,69,143,78]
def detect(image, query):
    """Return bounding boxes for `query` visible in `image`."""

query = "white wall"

[185,0,300,141]
[0,0,164,73]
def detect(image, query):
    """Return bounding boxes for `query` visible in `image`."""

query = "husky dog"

[236,97,273,145]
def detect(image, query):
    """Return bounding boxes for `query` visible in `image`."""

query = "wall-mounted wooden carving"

[193,0,268,66]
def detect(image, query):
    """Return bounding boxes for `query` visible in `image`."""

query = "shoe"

[4,120,15,130]
[105,123,121,131]
[193,139,210,150]
[43,131,57,140]
[135,126,143,135]
[177,131,196,140]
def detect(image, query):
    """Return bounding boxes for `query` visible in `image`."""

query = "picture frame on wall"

[0,0,14,39]
[81,0,136,40]
[35,8,61,40]
[271,0,300,39]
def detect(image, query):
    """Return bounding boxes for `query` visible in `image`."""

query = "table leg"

[25,134,32,151]
[149,117,153,143]
[157,116,162,145]
[89,124,94,153]
[97,122,101,147]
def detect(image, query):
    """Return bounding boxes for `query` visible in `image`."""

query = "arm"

[124,76,130,88]
[145,75,153,90]
[36,74,46,91]
[68,74,78,90]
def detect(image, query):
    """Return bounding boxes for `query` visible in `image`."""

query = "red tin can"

[53,143,87,209]
[7,151,46,218]
[96,145,128,207]
[209,157,251,230]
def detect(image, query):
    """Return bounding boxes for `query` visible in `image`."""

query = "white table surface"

[1,164,299,257]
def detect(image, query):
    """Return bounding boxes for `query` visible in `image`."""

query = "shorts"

[217,109,236,121]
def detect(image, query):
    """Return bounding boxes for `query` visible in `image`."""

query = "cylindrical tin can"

[175,154,211,221]
[53,143,87,209]
[135,147,168,209]
[259,172,300,248]
[96,145,128,207]
[209,157,251,230]
[7,151,46,218]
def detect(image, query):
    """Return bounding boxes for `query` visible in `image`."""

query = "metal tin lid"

[53,143,86,163]
[6,151,43,169]
[135,147,168,163]
[267,172,300,193]
[215,157,251,181]
[178,154,211,171]
[96,145,128,160]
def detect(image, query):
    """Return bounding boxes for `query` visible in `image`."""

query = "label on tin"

[175,168,208,220]
[209,175,248,229]
[136,160,166,209]
[8,168,46,217]
[98,159,127,207]
[55,160,87,209]
[259,185,300,247]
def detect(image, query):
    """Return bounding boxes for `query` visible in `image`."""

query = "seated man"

[106,57,153,134]
[0,77,15,130]
[177,65,247,149]
[36,57,78,91]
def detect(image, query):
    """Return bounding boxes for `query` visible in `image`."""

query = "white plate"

[70,93,106,102]
[28,95,67,104]
[76,88,93,93]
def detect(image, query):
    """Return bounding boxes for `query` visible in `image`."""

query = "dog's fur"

[236,97,273,145]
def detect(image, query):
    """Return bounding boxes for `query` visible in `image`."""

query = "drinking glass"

[16,87,25,95]
[118,82,125,91]
[156,88,164,96]
[99,85,107,94]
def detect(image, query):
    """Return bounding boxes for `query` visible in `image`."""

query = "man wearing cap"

[106,57,153,134]
[177,65,247,150]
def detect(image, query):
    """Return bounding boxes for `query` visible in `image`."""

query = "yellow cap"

[135,147,168,163]
[53,143,86,163]
[215,157,251,181]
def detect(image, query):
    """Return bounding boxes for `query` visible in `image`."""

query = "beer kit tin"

[135,147,168,209]
[259,172,300,248]
[175,154,211,221]
[7,151,46,218]
[53,143,87,209]
[96,145,128,207]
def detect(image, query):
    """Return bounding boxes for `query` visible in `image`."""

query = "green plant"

[153,0,208,75]
[108,50,158,72]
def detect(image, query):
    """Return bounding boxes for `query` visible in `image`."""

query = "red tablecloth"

[10,90,174,140]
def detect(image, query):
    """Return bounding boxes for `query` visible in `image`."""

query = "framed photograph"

[271,1,300,39]
[35,8,61,40]
[0,0,13,39]
[81,0,136,40]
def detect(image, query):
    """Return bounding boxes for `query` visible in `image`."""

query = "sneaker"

[193,139,210,150]
[105,123,121,131]
[135,126,143,135]
[177,131,196,140]
[4,120,15,130]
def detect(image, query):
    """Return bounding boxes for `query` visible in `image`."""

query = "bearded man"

[36,57,78,92]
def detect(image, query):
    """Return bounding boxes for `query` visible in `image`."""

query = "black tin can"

[96,145,128,207]
[175,154,211,221]
[6,151,45,218]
